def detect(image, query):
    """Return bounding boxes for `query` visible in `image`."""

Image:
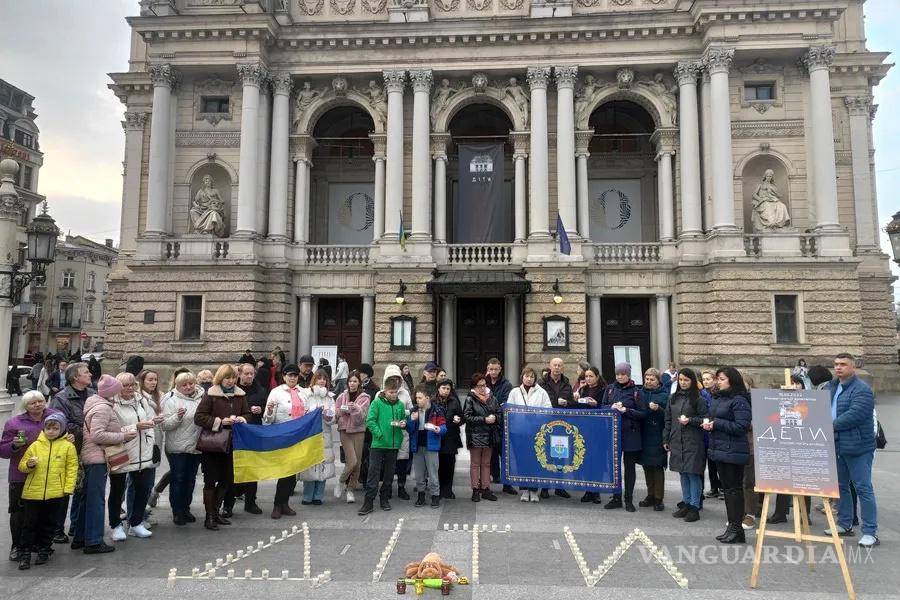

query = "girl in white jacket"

[297,369,336,505]
[505,366,551,503]
[262,364,306,518]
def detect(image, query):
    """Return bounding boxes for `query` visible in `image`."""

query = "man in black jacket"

[485,358,515,493]
[298,354,316,388]
[358,363,379,485]
[228,362,267,515]
[539,357,574,499]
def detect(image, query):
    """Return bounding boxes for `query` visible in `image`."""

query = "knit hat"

[97,374,123,399]
[807,365,832,387]
[43,412,67,430]
[614,362,632,375]
[358,363,375,378]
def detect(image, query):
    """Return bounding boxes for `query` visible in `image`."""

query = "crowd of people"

[0,350,881,571]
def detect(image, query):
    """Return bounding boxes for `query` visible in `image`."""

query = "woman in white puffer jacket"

[505,366,551,503]
[262,364,306,519]
[160,371,204,526]
[297,369,336,506]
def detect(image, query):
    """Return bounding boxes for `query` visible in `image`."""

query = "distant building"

[26,236,118,356]
[0,78,46,361]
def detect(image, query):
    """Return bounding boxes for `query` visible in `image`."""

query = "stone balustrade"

[446,243,514,265]
[305,245,370,265]
[592,243,661,264]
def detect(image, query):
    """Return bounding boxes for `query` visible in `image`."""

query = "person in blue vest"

[602,362,646,512]
[825,353,878,548]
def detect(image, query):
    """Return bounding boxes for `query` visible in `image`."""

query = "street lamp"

[885,210,900,265]
[395,279,407,305]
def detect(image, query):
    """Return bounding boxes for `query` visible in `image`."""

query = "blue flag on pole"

[556,214,571,255]
[399,210,408,250]
[501,405,621,492]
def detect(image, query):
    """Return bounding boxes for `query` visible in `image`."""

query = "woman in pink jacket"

[334,371,370,504]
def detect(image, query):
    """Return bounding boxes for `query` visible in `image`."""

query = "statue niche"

[188,165,231,237]
[741,155,792,232]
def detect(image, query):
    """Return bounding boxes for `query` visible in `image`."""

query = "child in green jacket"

[359,373,406,515]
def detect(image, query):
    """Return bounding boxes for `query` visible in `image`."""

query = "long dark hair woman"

[703,367,751,544]
[433,378,463,500]
[663,368,708,523]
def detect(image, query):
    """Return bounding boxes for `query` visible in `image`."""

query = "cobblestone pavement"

[0,395,897,599]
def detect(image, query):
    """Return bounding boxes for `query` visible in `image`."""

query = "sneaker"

[604,497,623,510]
[415,492,427,507]
[83,543,115,554]
[521,491,530,502]
[704,489,720,499]
[111,524,127,542]
[431,495,441,509]
[173,513,188,526]
[824,525,855,537]
[346,491,356,504]
[335,481,346,499]
[481,489,498,502]
[530,492,540,503]
[554,489,571,499]
[52,532,69,544]
[380,497,392,511]
[397,487,410,501]
[34,551,50,565]
[741,515,756,530]
[768,513,788,524]
[148,490,160,508]
[624,501,636,513]
[129,524,153,538]
[18,554,30,570]
[9,547,19,562]
[858,534,879,548]
[70,540,85,550]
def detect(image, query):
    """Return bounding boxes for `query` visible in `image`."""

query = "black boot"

[581,492,597,503]
[471,489,481,503]
[653,499,665,512]
[203,489,219,530]
[380,495,392,511]
[768,512,788,524]
[397,486,410,501]
[358,499,374,516]
[431,495,441,508]
[34,549,50,565]
[684,506,700,523]
[604,495,622,510]
[17,552,30,570]
[415,492,427,507]
[624,497,636,512]
[720,523,746,544]
[481,488,498,501]
[716,524,731,542]
[9,546,19,562]
[638,495,655,508]
[672,504,690,518]
[204,514,219,531]
[502,485,517,495]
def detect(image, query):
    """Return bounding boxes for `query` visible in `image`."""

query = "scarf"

[472,388,491,403]
[348,389,359,403]
[289,386,306,419]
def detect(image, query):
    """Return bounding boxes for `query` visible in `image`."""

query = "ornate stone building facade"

[108,0,897,388]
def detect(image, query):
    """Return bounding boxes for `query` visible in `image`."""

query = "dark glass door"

[456,298,505,384]
[316,297,363,370]
[600,297,651,383]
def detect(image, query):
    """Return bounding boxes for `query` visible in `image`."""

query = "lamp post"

[0,159,59,410]
[885,210,900,266]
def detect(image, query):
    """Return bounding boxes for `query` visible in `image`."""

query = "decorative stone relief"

[298,0,325,15]
[732,119,804,138]
[194,76,235,125]
[430,75,530,131]
[575,0,600,6]
[330,0,356,13]
[635,72,677,125]
[575,74,615,126]
[431,79,465,125]
[361,0,387,11]
[236,62,269,87]
[844,95,873,116]
[616,67,635,89]
[501,77,530,126]
[704,47,735,75]
[332,76,348,96]
[383,70,407,93]
[176,131,241,147]
[409,69,433,93]
[610,0,633,5]
[292,81,328,130]
[466,0,492,9]
[499,0,524,8]
[433,0,460,9]
[472,72,490,93]
[123,112,149,131]
[526,66,552,90]
[740,59,784,75]
[270,72,294,95]
[800,45,836,72]
[358,80,388,125]
[554,66,579,89]
[149,63,177,88]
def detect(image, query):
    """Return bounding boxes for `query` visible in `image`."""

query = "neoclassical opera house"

[107,0,896,388]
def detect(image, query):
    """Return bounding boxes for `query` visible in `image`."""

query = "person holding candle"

[663,369,708,523]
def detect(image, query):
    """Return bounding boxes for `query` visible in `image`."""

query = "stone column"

[845,96,879,249]
[527,67,551,238]
[440,296,456,382]
[575,129,593,240]
[555,66,578,235]
[705,48,739,233]
[256,84,271,235]
[121,112,148,253]
[362,294,375,365]
[700,70,714,232]
[235,62,268,238]
[410,69,433,240]
[654,294,672,370]
[383,70,406,241]
[504,295,521,376]
[297,294,312,355]
[431,133,450,243]
[675,60,703,237]
[510,131,530,243]
[267,72,292,240]
[292,158,310,243]
[802,46,841,232]
[587,295,602,370]
[145,64,176,237]
[370,134,387,241]
[0,160,24,406]
[651,128,676,242]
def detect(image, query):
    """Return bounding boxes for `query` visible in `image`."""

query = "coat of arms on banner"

[535,420,585,473]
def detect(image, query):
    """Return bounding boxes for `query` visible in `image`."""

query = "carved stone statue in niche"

[190,174,227,237]
[431,78,463,126]
[293,82,325,130]
[502,77,530,127]
[363,80,388,125]
[751,169,791,230]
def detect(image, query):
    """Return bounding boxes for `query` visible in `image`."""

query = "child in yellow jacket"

[17,413,77,570]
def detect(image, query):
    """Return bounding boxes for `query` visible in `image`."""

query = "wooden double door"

[456,298,504,384]
[316,297,362,370]
[600,297,651,383]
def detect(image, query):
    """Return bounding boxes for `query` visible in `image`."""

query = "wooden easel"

[750,492,856,599]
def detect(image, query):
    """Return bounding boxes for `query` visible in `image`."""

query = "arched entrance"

[446,104,515,244]
[308,105,376,245]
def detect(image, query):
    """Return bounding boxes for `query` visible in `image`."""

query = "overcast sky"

[2,0,898,295]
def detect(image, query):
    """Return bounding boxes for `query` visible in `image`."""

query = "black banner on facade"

[455,143,507,243]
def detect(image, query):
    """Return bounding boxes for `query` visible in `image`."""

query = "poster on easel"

[751,388,839,498]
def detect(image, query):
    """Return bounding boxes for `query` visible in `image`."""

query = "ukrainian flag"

[232,408,325,484]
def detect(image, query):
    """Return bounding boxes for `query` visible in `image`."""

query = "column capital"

[575,129,593,156]
[383,69,407,93]
[430,132,451,159]
[554,66,579,89]
[290,133,317,161]
[409,69,433,93]
[651,127,678,155]
[801,45,836,73]
[674,60,702,86]
[655,293,670,301]
[702,47,735,75]
[844,95,873,117]
[526,66,552,90]
[123,111,149,131]
[237,62,269,87]
[510,130,531,156]
[148,63,177,88]
[369,132,387,158]
[270,71,293,95]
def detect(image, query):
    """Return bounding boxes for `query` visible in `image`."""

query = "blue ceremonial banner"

[501,405,621,492]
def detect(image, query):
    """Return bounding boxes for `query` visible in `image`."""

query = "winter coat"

[0,409,61,483]
[382,366,413,459]
[603,381,646,453]
[298,387,336,482]
[335,390,371,434]
[506,384,552,408]
[113,394,156,473]
[81,394,127,466]
[366,393,407,450]
[707,389,752,465]
[160,387,204,454]
[193,386,252,453]
[541,374,574,408]
[663,390,707,474]
[239,380,269,425]
[407,404,447,454]
[575,384,605,407]
[50,384,95,453]
[433,392,463,454]
[639,386,669,468]
[486,376,512,405]
[463,392,501,449]
[828,375,877,457]
[262,384,307,425]
[19,432,78,500]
